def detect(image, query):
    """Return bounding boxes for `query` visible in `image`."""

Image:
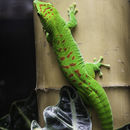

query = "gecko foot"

[68,3,78,16]
[94,56,110,77]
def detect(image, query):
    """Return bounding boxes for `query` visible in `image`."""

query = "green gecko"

[33,0,113,129]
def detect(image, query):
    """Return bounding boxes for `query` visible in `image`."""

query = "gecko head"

[33,0,58,31]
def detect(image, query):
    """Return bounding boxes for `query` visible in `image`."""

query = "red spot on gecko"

[60,57,65,61]
[50,9,53,11]
[64,72,67,75]
[39,4,45,11]
[72,80,76,82]
[95,90,98,94]
[79,83,82,86]
[69,74,74,78]
[62,40,65,43]
[72,56,75,60]
[60,34,63,37]
[88,82,91,85]
[86,87,90,90]
[74,70,81,77]
[52,13,54,15]
[43,7,50,14]
[43,8,48,13]
[46,7,50,10]
[48,11,50,14]
[86,75,88,78]
[58,48,62,52]
[83,80,86,83]
[49,16,51,18]
[45,13,47,16]
[67,52,73,58]
[57,40,60,44]
[70,63,76,66]
[62,65,69,69]
[64,48,67,51]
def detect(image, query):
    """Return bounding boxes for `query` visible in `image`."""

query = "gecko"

[33,0,113,129]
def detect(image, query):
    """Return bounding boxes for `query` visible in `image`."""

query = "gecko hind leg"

[94,56,110,77]
[85,56,110,78]
[66,3,78,30]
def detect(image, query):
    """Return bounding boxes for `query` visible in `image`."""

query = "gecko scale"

[33,0,113,129]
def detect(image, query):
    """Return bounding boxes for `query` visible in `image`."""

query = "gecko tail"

[91,90,113,130]
[79,81,114,130]
[76,84,113,130]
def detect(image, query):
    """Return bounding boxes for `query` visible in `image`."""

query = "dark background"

[0,0,36,117]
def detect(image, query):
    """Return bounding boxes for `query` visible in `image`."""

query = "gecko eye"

[37,13,40,17]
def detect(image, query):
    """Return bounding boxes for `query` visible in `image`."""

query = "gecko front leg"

[45,31,52,44]
[66,3,78,30]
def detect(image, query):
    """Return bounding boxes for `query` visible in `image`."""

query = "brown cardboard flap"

[34,0,130,90]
